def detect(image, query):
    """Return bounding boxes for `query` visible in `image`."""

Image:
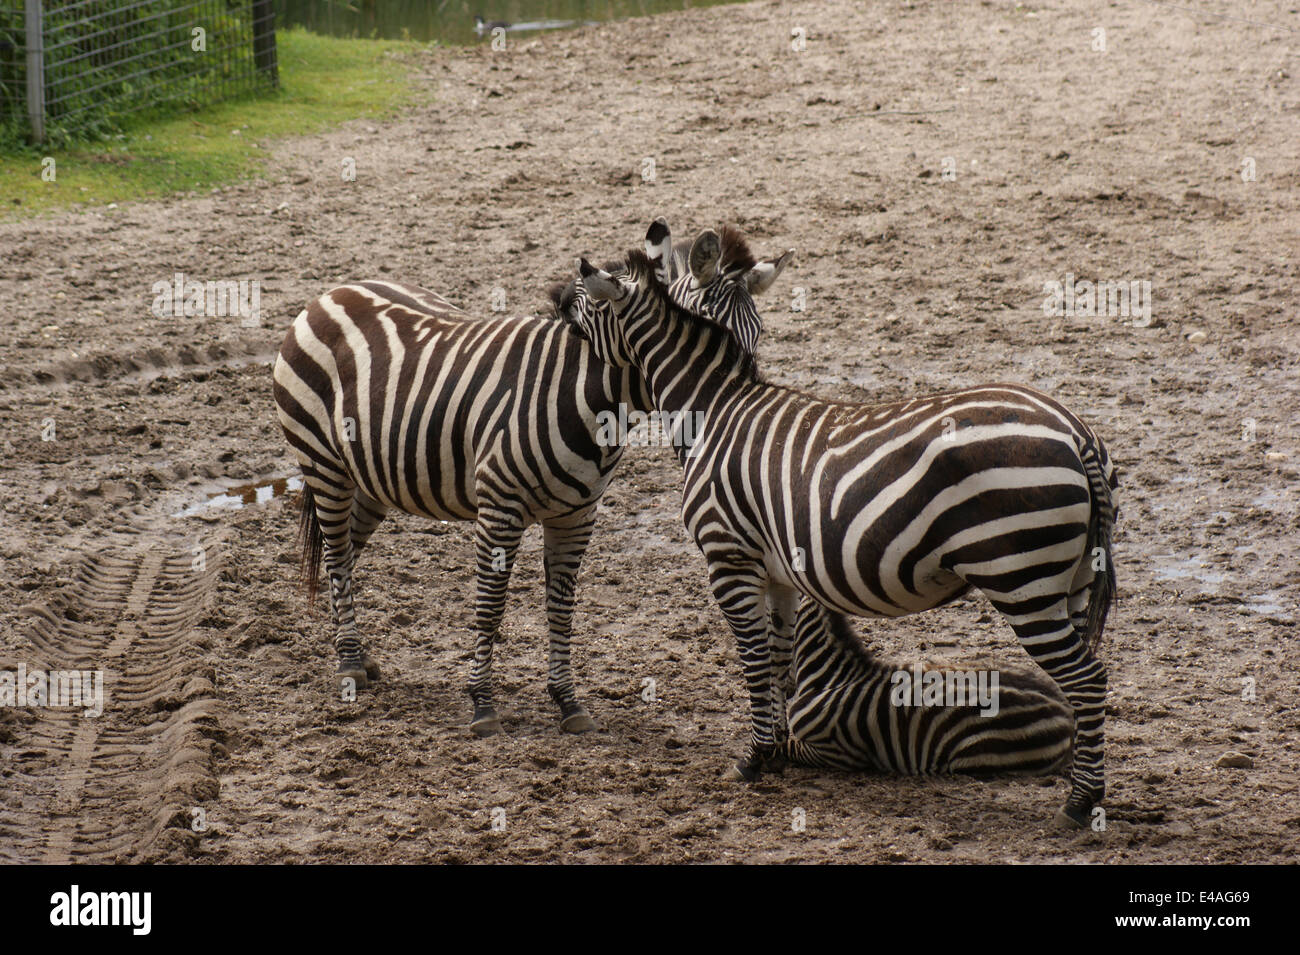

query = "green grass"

[0,30,427,220]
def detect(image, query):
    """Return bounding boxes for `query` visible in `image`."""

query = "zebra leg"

[466,506,525,737]
[348,490,388,554]
[542,514,598,734]
[769,586,798,697]
[766,584,799,768]
[1001,599,1107,828]
[349,491,388,683]
[708,563,779,781]
[309,481,371,692]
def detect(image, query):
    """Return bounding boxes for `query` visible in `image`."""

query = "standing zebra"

[571,252,1117,826]
[561,220,801,734]
[782,599,1074,776]
[272,226,791,736]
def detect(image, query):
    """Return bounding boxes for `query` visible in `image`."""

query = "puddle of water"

[29,350,277,392]
[1149,553,1226,589]
[847,372,885,391]
[1150,555,1294,618]
[173,475,302,518]
[170,474,456,525]
[1250,489,1297,515]
[133,354,276,386]
[1243,591,1293,619]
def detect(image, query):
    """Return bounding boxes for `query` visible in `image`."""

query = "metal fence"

[0,0,277,145]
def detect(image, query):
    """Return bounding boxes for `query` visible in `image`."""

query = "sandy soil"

[1,0,1297,863]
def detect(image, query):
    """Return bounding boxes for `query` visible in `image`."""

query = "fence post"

[24,0,44,143]
[252,0,278,87]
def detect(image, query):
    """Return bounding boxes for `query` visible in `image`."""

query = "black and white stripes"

[274,280,632,733]
[572,249,1118,826]
[782,599,1074,777]
[272,227,788,735]
[271,215,1121,827]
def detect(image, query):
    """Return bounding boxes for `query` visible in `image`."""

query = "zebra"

[272,226,791,737]
[570,251,1118,827]
[560,220,801,733]
[781,598,1073,776]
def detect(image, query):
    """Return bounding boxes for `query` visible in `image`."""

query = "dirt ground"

[1,0,1297,864]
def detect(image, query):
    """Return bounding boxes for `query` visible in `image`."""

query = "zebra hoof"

[337,665,369,694]
[362,655,381,683]
[1052,806,1090,830]
[724,761,760,783]
[559,709,598,734]
[470,708,503,737]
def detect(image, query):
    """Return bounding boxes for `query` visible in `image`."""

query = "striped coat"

[782,600,1073,776]
[573,251,1117,826]
[273,224,791,734]
[273,280,642,731]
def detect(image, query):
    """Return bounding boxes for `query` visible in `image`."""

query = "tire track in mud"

[0,341,278,392]
[0,542,226,863]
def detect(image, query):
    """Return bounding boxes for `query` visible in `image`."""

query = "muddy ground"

[1,0,1297,863]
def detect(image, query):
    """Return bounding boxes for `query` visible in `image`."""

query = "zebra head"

[576,250,762,388]
[645,218,794,356]
[554,221,791,373]
[551,259,638,368]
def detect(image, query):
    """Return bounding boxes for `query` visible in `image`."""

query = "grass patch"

[0,29,427,220]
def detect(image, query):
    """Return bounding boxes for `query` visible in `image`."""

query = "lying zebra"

[780,599,1073,776]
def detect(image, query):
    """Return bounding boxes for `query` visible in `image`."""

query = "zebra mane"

[545,280,570,319]
[624,250,760,383]
[821,609,880,671]
[716,225,757,274]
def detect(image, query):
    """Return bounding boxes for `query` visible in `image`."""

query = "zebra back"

[274,280,645,523]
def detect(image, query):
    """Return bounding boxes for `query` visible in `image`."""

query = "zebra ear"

[645,218,673,284]
[688,229,721,286]
[581,263,622,303]
[744,248,795,295]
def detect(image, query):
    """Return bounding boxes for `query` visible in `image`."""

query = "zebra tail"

[1080,440,1117,654]
[298,483,324,605]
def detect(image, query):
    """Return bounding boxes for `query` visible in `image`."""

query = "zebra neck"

[576,334,652,414]
[793,608,884,687]
[627,308,753,433]
[795,641,879,686]
[614,365,654,414]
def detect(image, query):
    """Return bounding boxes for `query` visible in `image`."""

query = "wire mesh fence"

[0,0,277,146]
